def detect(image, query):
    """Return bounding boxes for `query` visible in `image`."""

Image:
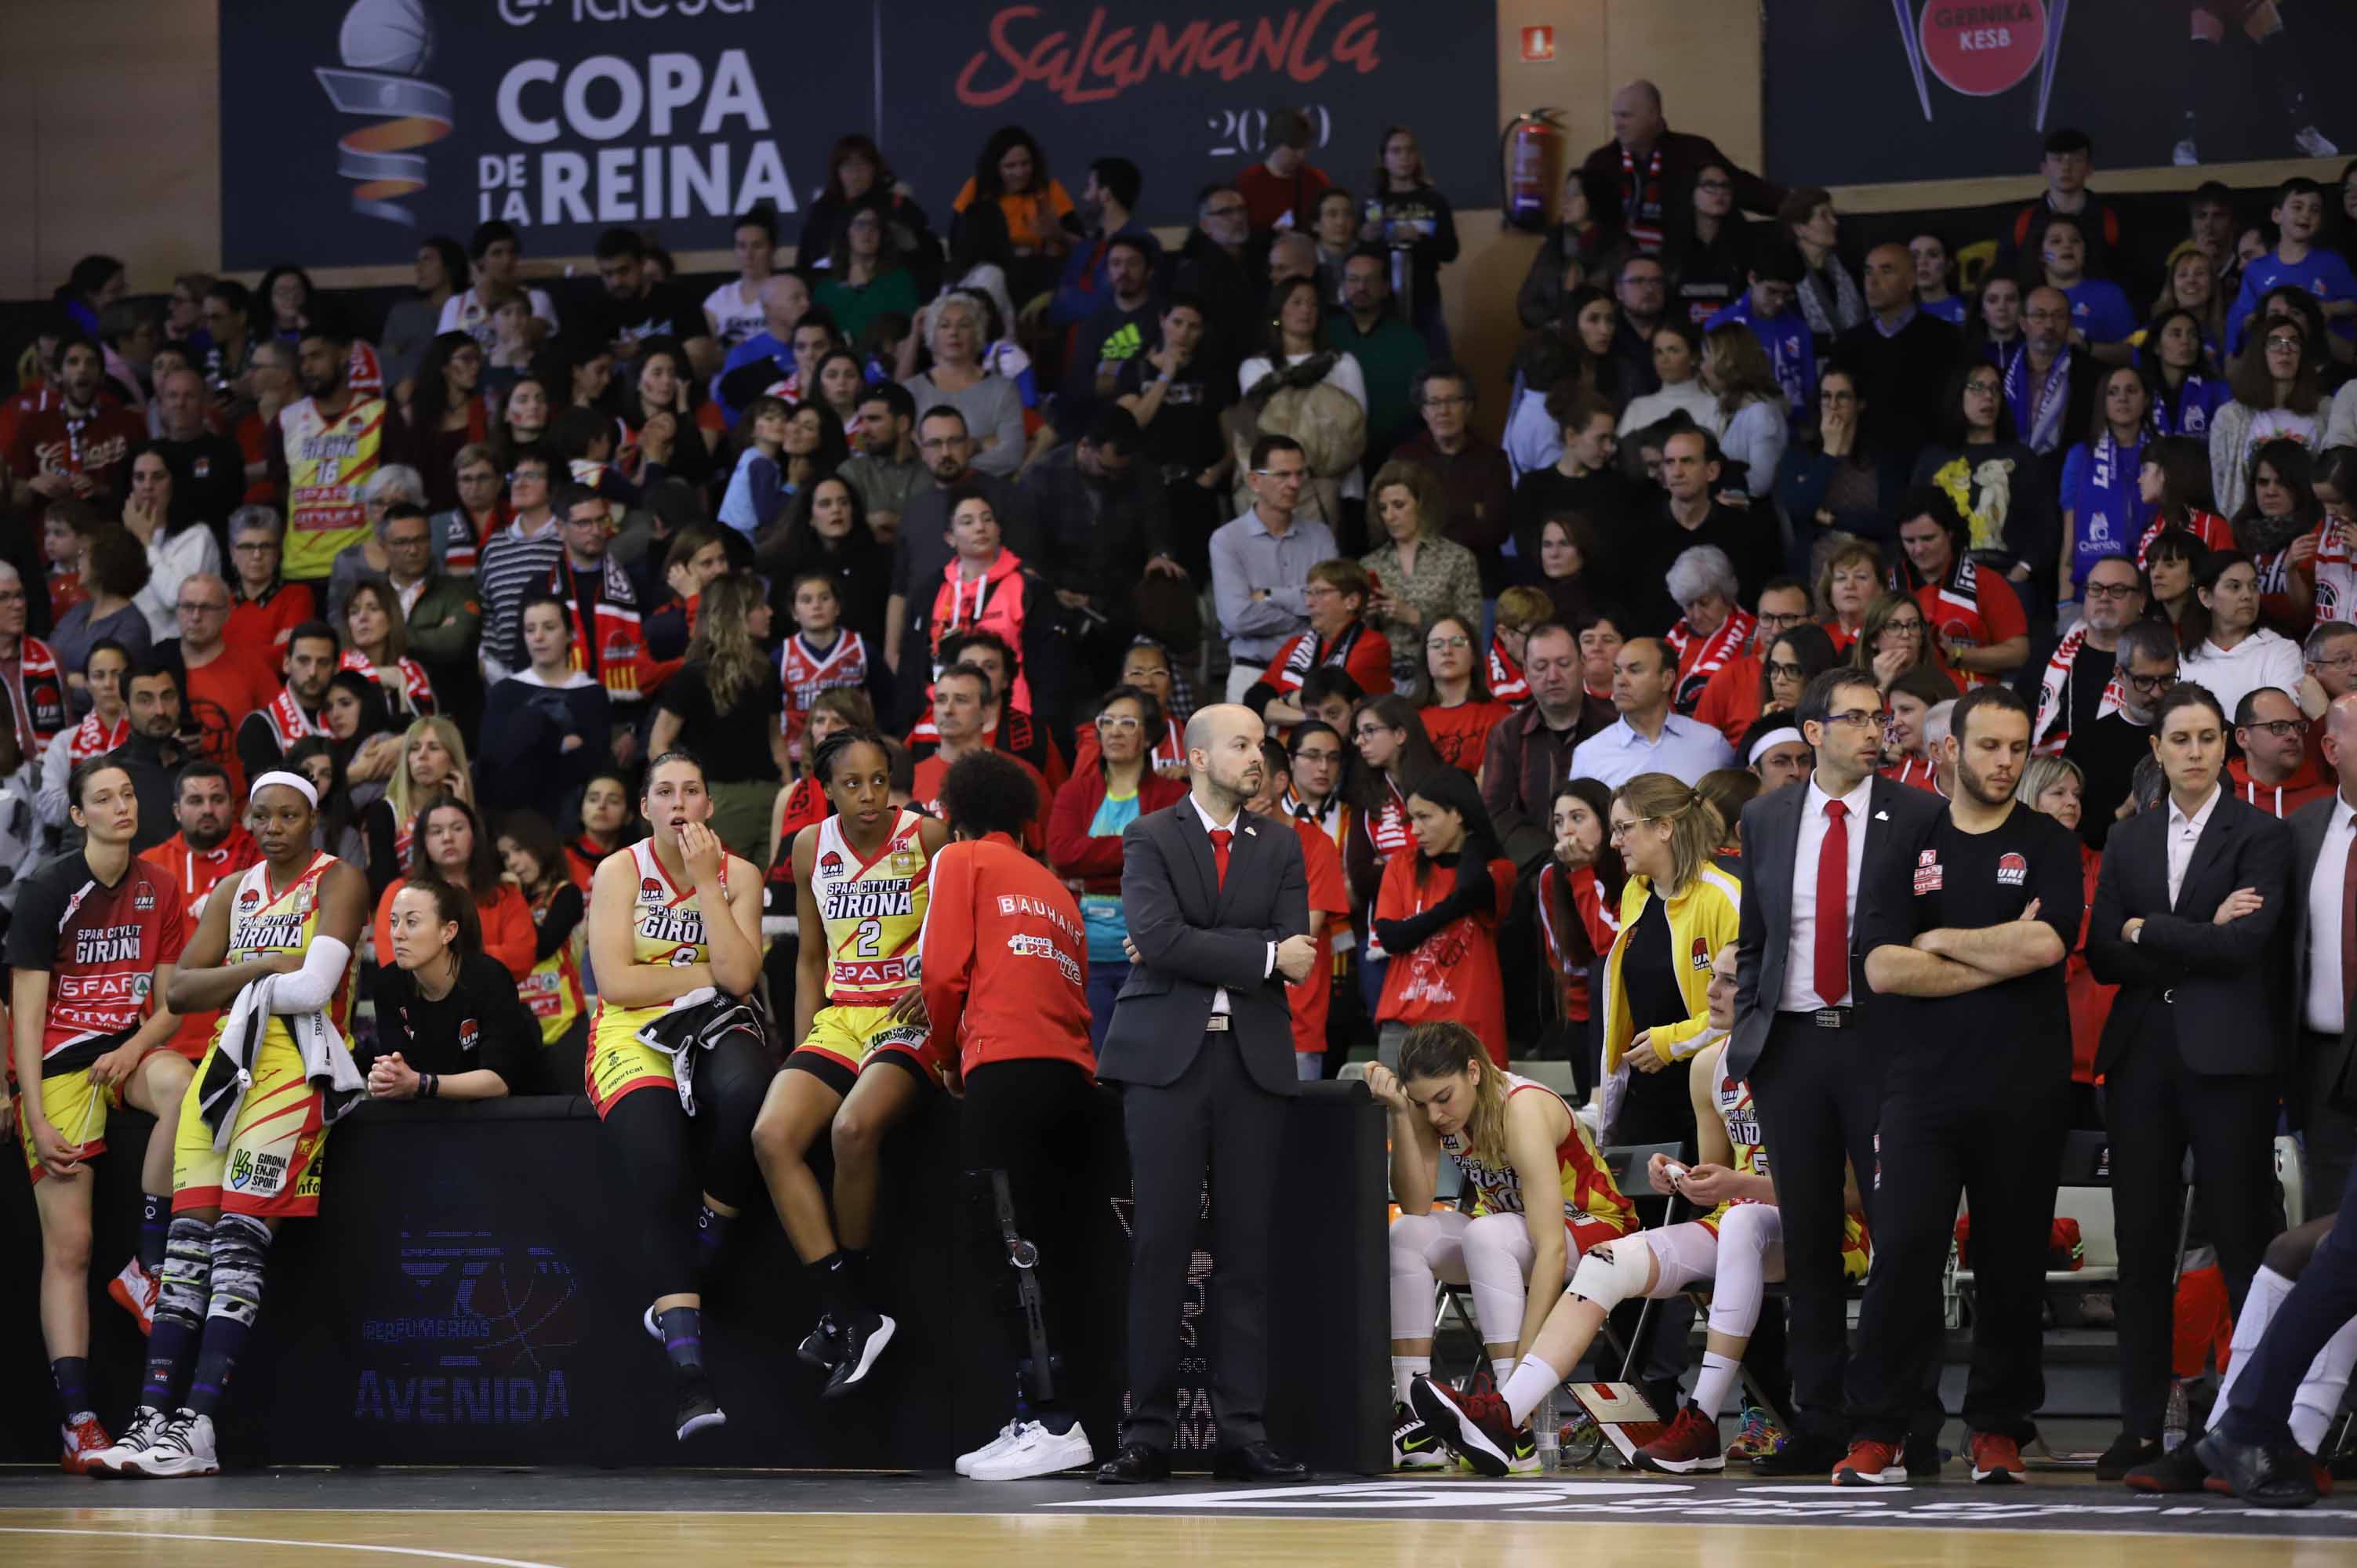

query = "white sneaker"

[966,1419,1095,1481]
[2296,125,2341,158]
[86,1406,169,1477]
[124,1410,218,1478]
[956,1418,1022,1476]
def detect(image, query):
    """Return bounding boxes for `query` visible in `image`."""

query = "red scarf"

[2,637,69,757]
[1487,637,1528,702]
[1618,144,1666,249]
[62,710,129,763]
[2029,624,2123,756]
[549,554,668,701]
[1271,621,1371,696]
[340,648,436,717]
[1666,608,1754,713]
[261,687,325,751]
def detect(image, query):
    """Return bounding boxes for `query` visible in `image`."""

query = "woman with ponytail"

[1367,765,1515,1073]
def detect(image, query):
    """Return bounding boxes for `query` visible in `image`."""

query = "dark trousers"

[2104,1022,2281,1437]
[1119,1029,1287,1451]
[2222,1157,2357,1445]
[1749,1014,1886,1442]
[2298,1029,2357,1218]
[1849,1055,2068,1444]
[596,1028,771,1302]
[961,1058,1106,1416]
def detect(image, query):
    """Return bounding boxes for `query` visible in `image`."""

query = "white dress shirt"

[1187,793,1276,1016]
[2164,783,2221,909]
[1568,713,1739,789]
[2306,792,2357,1034]
[1779,772,1875,1014]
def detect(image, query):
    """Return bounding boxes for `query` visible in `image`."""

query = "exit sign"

[1521,26,1554,61]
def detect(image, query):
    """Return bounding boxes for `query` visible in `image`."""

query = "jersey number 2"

[855,917,881,957]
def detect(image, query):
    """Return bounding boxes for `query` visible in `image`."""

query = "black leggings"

[960,1058,1100,1410]
[598,1028,772,1301]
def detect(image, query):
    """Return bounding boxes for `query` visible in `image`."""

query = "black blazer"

[1099,800,1309,1095]
[1729,775,1945,1081]
[2087,792,2292,1077]
[2283,792,2357,1109]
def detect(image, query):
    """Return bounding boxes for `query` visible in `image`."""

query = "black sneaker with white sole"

[674,1377,727,1441]
[797,1313,843,1373]
[821,1313,897,1400]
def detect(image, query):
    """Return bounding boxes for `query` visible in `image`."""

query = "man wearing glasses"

[2304,622,2357,713]
[2230,688,2331,817]
[1210,434,1335,702]
[2066,619,2181,849]
[161,574,276,794]
[1727,666,1943,1475]
[2029,554,2143,756]
[1393,365,1513,594]
[1693,579,1814,747]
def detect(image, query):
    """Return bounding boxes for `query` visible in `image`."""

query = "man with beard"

[883,408,1040,725]
[1061,236,1161,432]
[836,383,925,539]
[2065,619,2180,848]
[1840,685,2080,1486]
[140,760,260,1064]
[7,336,143,512]
[234,622,337,786]
[265,308,386,584]
[107,666,191,856]
[2025,554,2143,757]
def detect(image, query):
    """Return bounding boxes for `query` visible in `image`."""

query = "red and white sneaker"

[108,1258,158,1336]
[60,1414,111,1475]
[1407,1374,1523,1478]
[1832,1439,1907,1486]
[1969,1431,2025,1483]
[1633,1403,1726,1473]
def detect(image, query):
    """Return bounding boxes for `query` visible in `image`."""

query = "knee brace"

[1568,1237,1653,1312]
[157,1217,215,1329]
[205,1213,273,1327]
[966,1168,1058,1405]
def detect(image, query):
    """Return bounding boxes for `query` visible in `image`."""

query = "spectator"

[1780,371,1906,580]
[267,310,387,584]
[1705,245,1814,421]
[950,125,1077,303]
[478,593,611,831]
[1664,545,1756,713]
[2061,618,2177,845]
[1361,125,1458,351]
[1854,593,1952,706]
[1284,718,1352,864]
[1210,434,1338,700]
[147,367,246,539]
[902,296,1026,481]
[761,687,873,887]
[916,485,1059,729]
[1360,459,1480,687]
[2227,178,2356,358]
[1536,778,1622,1082]
[1232,738,1349,1080]
[1835,242,1963,458]
[1577,79,1781,252]
[35,638,131,831]
[2181,550,2304,748]
[2229,687,2330,815]
[1691,580,1817,746]
[1169,184,1262,382]
[2151,304,2233,447]
[472,454,561,683]
[1391,364,1512,590]
[1249,558,1391,727]
[1665,163,1756,328]
[1516,169,1614,332]
[1413,614,1512,777]
[2086,683,2291,1481]
[584,227,717,377]
[1485,584,1551,701]
[798,136,942,296]
[1892,487,2031,684]
[432,444,503,577]
[1480,622,1587,822]
[1607,252,1672,401]
[1115,293,1234,575]
[1635,428,1769,631]
[1061,235,1161,434]
[395,333,488,512]
[1508,289,1630,472]
[1697,325,1788,499]
[909,662,1049,852]
[6,334,143,512]
[2057,368,2158,604]
[650,573,789,861]
[53,524,152,698]
[1743,707,1814,793]
[1619,324,1719,437]
[834,381,924,539]
[1343,692,1442,1007]
[2215,315,2329,521]
[1509,386,1643,582]
[321,668,401,806]
[713,276,814,416]
[219,506,314,658]
[1236,276,1367,532]
[158,572,274,791]
[358,714,470,888]
[374,792,536,984]
[761,475,893,656]
[1026,408,1178,689]
[909,629,1067,791]
[1368,762,1513,1071]
[1048,684,1187,1049]
[2288,693,2357,1210]
[1780,187,1861,353]
[2032,554,2145,754]
[338,579,434,728]
[1909,230,1964,326]
[363,879,537,1104]
[1816,533,1882,652]
[2003,285,2097,461]
[815,209,919,349]
[2013,753,2112,1127]
[1235,105,1329,236]
[2028,214,2137,358]
[1572,637,1738,789]
[1048,155,1157,330]
[438,220,558,351]
[1311,187,1359,299]
[2135,441,2233,584]
[2303,619,2357,717]
[323,464,427,626]
[2230,438,2325,635]
[118,443,223,641]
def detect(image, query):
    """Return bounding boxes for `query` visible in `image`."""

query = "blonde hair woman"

[1360,459,1481,688]
[1700,323,1789,497]
[365,715,474,896]
[1600,772,1741,1149]
[649,571,793,862]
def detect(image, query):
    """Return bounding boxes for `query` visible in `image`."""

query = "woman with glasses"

[221,507,314,659]
[1663,165,1754,329]
[1850,591,1956,698]
[434,444,507,577]
[2058,366,2158,605]
[1911,363,2055,586]
[1360,460,1480,690]
[819,201,920,360]
[2231,437,2326,635]
[1756,624,1839,734]
[1046,684,1186,1049]
[1414,614,1513,778]
[2212,313,2326,517]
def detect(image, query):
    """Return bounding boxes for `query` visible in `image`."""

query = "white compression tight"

[1389,1210,1577,1346]
[1576,1204,1785,1338]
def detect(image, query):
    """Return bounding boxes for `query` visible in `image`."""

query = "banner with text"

[1763,0,2357,186]
[220,0,1498,270]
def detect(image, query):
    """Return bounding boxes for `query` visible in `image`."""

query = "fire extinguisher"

[1500,108,1567,233]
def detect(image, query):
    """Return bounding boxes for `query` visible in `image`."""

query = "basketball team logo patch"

[1914,848,1943,895]
[1996,851,2028,887]
[819,850,845,881]
[1689,937,1712,972]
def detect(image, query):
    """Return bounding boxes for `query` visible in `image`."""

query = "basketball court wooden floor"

[4,1466,2353,1566]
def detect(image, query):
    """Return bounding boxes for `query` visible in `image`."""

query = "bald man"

[1579,79,1783,251]
[1097,703,1316,1484]
[2286,693,2357,1210]
[1833,242,1961,461]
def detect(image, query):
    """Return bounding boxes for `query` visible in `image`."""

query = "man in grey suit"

[1095,704,1317,1484]
[2279,693,2357,1214]
[1731,666,1944,1473]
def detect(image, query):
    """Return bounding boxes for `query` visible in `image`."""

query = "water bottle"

[1534,1391,1561,1471]
[2162,1377,2189,1453]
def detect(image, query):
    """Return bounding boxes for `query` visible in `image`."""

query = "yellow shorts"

[18,1065,122,1182]
[172,1031,329,1218]
[787,1003,932,1096]
[585,1024,677,1120]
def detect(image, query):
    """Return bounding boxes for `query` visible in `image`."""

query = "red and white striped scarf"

[2030,624,2124,756]
[1618,144,1666,249]
[1666,608,1754,713]
[340,648,435,716]
[260,688,325,752]
[62,710,129,763]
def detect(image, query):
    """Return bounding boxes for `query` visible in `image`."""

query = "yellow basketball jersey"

[211,852,357,1046]
[278,394,387,581]
[590,838,727,1052]
[813,808,932,1006]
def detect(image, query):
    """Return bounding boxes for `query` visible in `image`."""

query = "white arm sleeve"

[267,937,353,1014]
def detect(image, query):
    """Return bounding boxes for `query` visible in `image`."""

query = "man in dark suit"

[1096,703,1316,1483]
[2283,694,2357,1214]
[1731,666,1943,1473]
[2087,681,2293,1480]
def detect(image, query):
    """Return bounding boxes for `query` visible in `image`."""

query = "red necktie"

[1815,800,1850,1007]
[1210,828,1233,888]
[2340,818,2357,1014]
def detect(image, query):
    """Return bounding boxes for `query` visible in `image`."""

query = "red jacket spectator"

[913,749,1051,855]
[1048,766,1188,894]
[1419,698,1514,776]
[227,582,317,659]
[142,826,263,1059]
[2228,751,2333,818]
[1372,851,1516,1065]
[1266,621,1393,704]
[918,831,1094,1080]
[1287,817,1349,1059]
[1690,651,1766,747]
